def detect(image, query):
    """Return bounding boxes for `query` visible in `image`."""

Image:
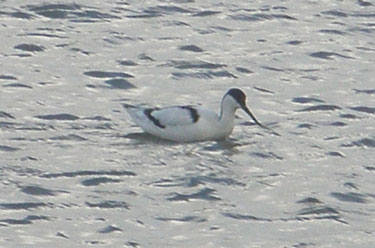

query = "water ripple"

[20,185,65,196]
[230,13,297,22]
[166,188,221,201]
[98,225,123,233]
[350,106,375,114]
[292,97,325,104]
[49,134,87,141]
[40,170,136,179]
[84,70,134,78]
[86,201,129,209]
[193,10,221,17]
[104,78,136,89]
[309,51,354,60]
[342,137,375,148]
[297,104,342,112]
[156,216,207,223]
[331,192,368,203]
[81,177,121,186]
[0,145,20,152]
[14,43,46,52]
[167,60,226,70]
[222,212,272,222]
[25,3,120,21]
[0,215,49,226]
[178,45,204,52]
[0,202,48,210]
[354,89,375,95]
[149,174,245,188]
[35,113,80,121]
[0,75,17,80]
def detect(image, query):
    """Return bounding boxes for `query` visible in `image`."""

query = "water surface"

[1,0,375,247]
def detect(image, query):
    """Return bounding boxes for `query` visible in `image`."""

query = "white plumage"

[124,88,265,142]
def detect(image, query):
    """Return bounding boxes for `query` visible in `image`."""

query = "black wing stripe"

[144,108,165,128]
[180,106,199,123]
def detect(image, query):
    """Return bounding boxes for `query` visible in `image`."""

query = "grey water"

[1,0,375,247]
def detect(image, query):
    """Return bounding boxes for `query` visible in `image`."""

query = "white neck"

[218,96,238,133]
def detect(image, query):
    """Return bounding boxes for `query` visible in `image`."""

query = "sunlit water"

[1,0,375,247]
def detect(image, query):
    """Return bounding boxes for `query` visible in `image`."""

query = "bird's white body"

[124,88,263,142]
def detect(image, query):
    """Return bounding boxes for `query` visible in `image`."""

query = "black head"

[226,88,247,108]
[226,88,265,128]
